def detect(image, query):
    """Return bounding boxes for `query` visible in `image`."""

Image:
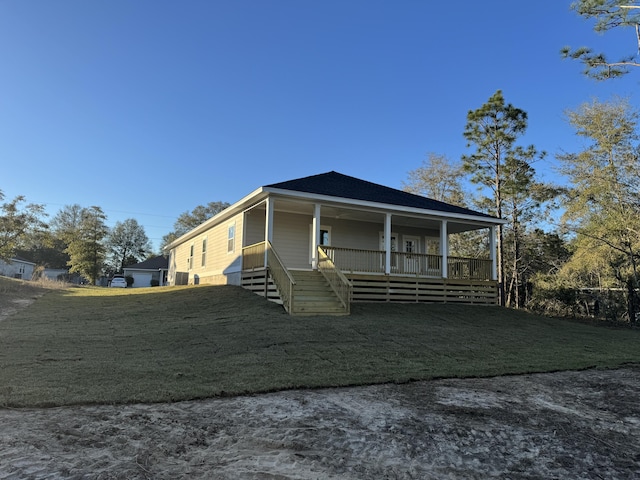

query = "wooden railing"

[266,242,296,313]
[322,246,384,273]
[392,252,442,276]
[318,246,352,314]
[242,241,296,312]
[447,256,493,281]
[242,242,266,270]
[320,246,492,280]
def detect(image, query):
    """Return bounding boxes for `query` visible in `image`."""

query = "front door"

[403,236,420,274]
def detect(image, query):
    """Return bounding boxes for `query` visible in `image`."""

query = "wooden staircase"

[241,268,349,316]
[290,270,349,316]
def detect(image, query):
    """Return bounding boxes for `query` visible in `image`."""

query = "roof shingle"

[124,256,169,270]
[266,171,493,218]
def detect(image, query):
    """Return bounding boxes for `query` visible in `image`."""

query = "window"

[228,223,235,253]
[188,244,194,270]
[201,238,207,267]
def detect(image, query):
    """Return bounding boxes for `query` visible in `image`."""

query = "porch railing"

[242,241,296,312]
[242,242,266,270]
[318,246,352,314]
[322,246,384,274]
[447,256,493,281]
[266,241,296,313]
[321,246,492,281]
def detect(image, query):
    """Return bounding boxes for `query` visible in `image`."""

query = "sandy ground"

[0,367,639,479]
[0,298,36,322]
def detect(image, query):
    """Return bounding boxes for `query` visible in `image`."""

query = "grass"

[0,279,639,407]
[0,276,64,297]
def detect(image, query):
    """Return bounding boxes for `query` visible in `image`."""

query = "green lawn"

[1,282,639,407]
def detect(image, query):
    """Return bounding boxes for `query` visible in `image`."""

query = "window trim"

[227,222,236,254]
[201,237,207,267]
[188,244,194,270]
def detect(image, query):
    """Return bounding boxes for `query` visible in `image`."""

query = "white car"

[110,276,127,288]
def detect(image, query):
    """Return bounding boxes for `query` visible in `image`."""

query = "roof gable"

[265,171,493,219]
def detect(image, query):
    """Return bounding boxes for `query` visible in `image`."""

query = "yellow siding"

[168,212,244,286]
[272,211,313,269]
[244,209,265,246]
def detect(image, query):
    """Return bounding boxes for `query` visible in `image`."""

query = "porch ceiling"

[253,197,490,233]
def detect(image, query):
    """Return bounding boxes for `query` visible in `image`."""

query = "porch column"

[311,203,321,269]
[489,225,497,281]
[264,198,274,268]
[440,220,448,278]
[384,213,392,275]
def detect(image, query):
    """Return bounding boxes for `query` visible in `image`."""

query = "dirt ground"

[0,366,638,479]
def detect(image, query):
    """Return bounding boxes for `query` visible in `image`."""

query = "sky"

[1,1,638,251]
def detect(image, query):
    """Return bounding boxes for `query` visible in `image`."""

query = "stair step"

[295,281,330,288]
[274,271,349,316]
[292,305,348,314]
[294,295,340,304]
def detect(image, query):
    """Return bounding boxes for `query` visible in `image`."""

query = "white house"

[0,256,36,280]
[123,256,169,288]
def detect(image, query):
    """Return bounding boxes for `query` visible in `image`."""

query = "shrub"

[125,276,134,287]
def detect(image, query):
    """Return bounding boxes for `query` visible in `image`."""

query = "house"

[123,256,169,288]
[0,256,36,280]
[166,171,506,315]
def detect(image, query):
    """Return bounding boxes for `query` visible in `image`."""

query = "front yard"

[1,281,638,407]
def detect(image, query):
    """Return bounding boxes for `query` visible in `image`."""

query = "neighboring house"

[123,256,169,288]
[166,171,506,315]
[0,256,36,280]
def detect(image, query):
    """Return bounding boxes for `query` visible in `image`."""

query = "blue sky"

[1,1,638,250]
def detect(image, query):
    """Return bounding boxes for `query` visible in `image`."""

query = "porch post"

[312,203,321,270]
[384,213,392,275]
[440,219,448,278]
[264,197,274,268]
[489,225,497,281]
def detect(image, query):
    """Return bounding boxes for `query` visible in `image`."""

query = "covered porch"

[242,197,498,276]
[240,196,499,311]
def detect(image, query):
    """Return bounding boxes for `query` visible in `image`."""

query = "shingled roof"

[124,256,169,270]
[265,171,493,219]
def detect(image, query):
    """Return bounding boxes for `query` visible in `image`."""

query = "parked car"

[109,275,127,288]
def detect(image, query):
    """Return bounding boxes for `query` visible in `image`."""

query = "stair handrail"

[318,245,352,314]
[266,241,296,313]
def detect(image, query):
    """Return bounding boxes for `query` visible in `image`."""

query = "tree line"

[404,93,640,323]
[0,200,229,285]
